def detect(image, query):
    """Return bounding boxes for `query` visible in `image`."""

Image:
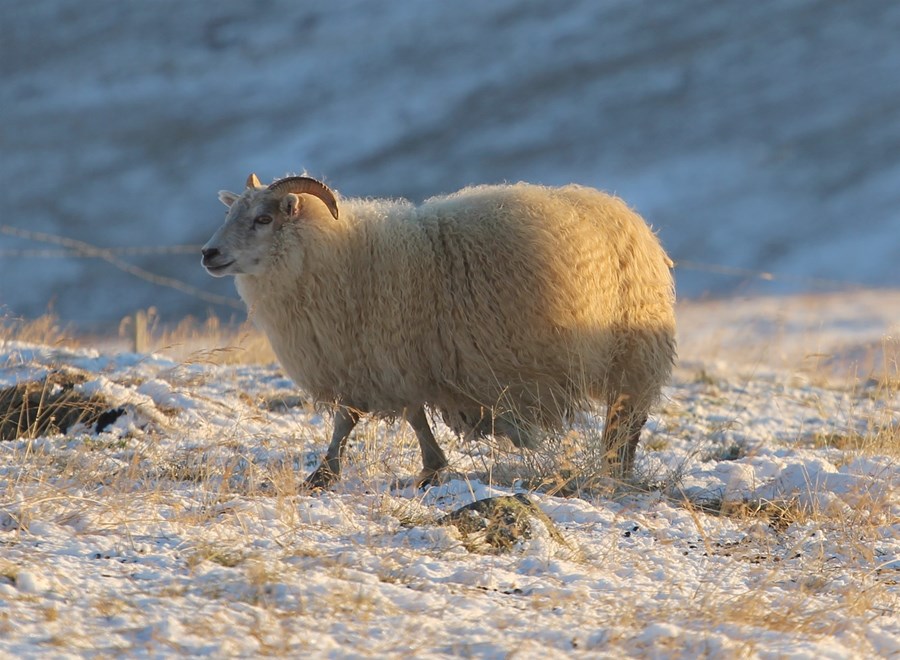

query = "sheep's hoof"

[414,466,446,489]
[304,463,339,490]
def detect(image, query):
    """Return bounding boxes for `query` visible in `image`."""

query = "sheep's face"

[202,189,298,278]
[203,175,340,279]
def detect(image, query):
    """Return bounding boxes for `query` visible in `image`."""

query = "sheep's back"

[408,183,674,414]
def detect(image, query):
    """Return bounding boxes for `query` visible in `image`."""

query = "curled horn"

[246,173,262,188]
[268,176,339,220]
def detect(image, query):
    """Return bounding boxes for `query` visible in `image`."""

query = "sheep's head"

[201,173,339,277]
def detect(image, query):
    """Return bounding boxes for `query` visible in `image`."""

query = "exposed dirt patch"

[0,370,115,440]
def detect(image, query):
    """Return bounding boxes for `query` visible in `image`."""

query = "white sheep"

[202,173,676,488]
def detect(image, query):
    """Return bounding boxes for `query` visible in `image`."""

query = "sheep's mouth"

[204,260,235,276]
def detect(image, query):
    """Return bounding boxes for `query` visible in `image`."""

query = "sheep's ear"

[218,190,240,207]
[280,193,303,218]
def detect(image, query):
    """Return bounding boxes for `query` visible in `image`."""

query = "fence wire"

[0,225,242,310]
[1,224,866,312]
[672,259,860,291]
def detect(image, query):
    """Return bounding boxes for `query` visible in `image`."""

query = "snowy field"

[1,293,898,658]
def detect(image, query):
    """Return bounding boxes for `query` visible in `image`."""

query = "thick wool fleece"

[236,183,675,436]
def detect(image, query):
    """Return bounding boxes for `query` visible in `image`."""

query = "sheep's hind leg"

[404,406,448,487]
[602,395,648,480]
[305,405,361,489]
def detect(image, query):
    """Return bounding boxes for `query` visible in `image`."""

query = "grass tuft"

[0,370,113,440]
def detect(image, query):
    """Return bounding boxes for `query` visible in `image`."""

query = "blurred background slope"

[2,0,898,325]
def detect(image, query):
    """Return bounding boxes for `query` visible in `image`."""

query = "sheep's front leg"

[305,405,360,489]
[404,406,448,486]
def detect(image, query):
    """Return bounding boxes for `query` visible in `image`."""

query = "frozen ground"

[1,293,898,658]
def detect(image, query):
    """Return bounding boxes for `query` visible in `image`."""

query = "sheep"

[201,173,676,488]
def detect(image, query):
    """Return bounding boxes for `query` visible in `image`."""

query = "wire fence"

[0,225,242,310]
[0,223,869,315]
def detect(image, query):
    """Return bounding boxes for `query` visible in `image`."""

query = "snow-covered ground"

[1,294,897,658]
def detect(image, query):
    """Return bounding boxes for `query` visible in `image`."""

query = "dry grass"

[186,542,247,570]
[1,308,898,657]
[118,309,276,364]
[0,560,18,584]
[2,310,275,365]
[0,370,114,440]
[0,313,76,349]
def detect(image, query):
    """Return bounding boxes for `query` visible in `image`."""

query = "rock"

[438,494,567,554]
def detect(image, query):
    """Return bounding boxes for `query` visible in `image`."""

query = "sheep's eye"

[254,214,273,226]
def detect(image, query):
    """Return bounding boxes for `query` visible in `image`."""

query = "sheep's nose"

[201,247,220,260]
